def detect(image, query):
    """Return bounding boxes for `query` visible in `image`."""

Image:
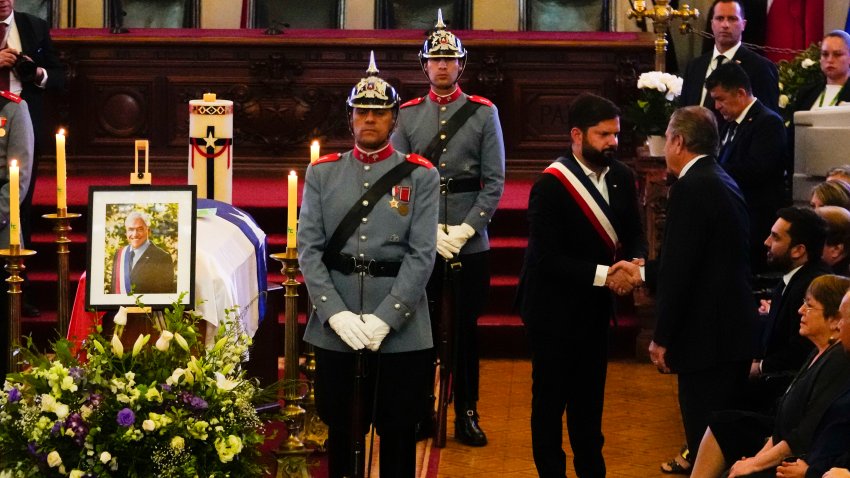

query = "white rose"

[779,94,789,108]
[113,307,128,326]
[100,451,112,464]
[47,451,62,468]
[142,419,156,431]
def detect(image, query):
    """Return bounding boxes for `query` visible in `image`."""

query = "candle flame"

[289,170,297,176]
[311,139,319,147]
[58,128,65,135]
[10,159,16,168]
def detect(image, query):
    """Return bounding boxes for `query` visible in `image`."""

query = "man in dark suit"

[644,106,755,467]
[517,93,647,478]
[749,207,829,408]
[679,0,779,114]
[0,0,64,316]
[707,61,787,274]
[111,211,176,295]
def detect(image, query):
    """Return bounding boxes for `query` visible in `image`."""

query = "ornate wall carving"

[47,30,653,175]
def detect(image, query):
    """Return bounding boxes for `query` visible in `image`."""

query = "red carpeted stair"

[25,174,638,358]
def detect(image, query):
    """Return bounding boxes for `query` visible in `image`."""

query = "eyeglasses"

[802,302,824,314]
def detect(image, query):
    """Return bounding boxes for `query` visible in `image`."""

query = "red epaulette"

[405,153,433,169]
[0,91,22,104]
[400,97,426,109]
[468,95,493,107]
[314,153,342,165]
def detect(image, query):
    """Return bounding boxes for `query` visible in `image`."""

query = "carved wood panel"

[49,30,654,176]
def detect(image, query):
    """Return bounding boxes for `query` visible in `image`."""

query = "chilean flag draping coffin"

[188,93,234,204]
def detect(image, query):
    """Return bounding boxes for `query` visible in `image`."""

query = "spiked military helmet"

[347,51,400,113]
[346,51,400,133]
[420,9,467,60]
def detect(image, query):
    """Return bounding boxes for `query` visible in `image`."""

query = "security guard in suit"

[298,53,440,478]
[391,9,505,446]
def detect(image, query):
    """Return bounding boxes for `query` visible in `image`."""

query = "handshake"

[328,311,391,352]
[606,259,644,296]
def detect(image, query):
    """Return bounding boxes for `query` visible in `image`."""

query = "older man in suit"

[679,0,779,114]
[111,211,175,295]
[637,106,755,468]
[707,61,788,275]
[517,93,646,478]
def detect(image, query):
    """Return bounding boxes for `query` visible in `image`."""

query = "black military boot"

[455,408,488,446]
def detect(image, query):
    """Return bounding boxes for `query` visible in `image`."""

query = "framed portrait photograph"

[86,186,197,309]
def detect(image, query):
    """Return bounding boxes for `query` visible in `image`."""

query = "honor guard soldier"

[391,9,505,447]
[298,52,439,478]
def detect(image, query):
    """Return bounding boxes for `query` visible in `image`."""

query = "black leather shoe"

[455,410,488,446]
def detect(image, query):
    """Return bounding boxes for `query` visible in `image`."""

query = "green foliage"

[778,43,824,122]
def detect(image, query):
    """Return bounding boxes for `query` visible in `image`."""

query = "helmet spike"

[435,8,446,29]
[366,50,379,76]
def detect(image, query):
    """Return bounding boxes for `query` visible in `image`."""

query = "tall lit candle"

[56,129,67,212]
[310,140,320,163]
[9,159,19,246]
[287,170,298,249]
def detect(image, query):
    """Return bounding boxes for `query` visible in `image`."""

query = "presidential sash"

[543,157,619,259]
[112,245,133,294]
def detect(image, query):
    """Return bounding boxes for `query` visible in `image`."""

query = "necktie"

[0,23,9,92]
[128,250,135,269]
[723,122,738,145]
[761,281,786,355]
[702,56,727,107]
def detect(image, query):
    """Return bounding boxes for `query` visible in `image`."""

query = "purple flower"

[50,420,63,436]
[68,367,83,381]
[86,393,103,409]
[7,387,20,402]
[116,408,135,427]
[65,413,89,446]
[178,391,208,411]
[160,383,171,392]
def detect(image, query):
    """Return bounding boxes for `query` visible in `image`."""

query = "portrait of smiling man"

[110,210,176,295]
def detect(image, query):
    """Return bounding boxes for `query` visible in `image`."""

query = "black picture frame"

[86,185,197,310]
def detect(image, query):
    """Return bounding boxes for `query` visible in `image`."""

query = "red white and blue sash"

[112,245,133,294]
[543,157,619,259]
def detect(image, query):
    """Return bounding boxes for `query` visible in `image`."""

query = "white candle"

[56,129,67,212]
[287,170,298,249]
[310,140,320,163]
[9,159,19,246]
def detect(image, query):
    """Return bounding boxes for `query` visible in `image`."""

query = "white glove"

[436,224,460,259]
[362,314,391,352]
[328,311,370,351]
[446,223,476,250]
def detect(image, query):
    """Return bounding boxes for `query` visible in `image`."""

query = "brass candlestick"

[270,246,311,477]
[43,209,82,338]
[628,0,699,72]
[0,244,37,373]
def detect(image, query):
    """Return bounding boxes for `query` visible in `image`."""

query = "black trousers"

[315,347,431,478]
[678,360,750,463]
[426,251,489,414]
[529,325,609,478]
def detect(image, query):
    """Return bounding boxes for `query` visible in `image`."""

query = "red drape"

[765,0,824,62]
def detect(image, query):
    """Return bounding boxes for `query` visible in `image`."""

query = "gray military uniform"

[391,89,505,253]
[0,96,33,249]
[298,146,440,353]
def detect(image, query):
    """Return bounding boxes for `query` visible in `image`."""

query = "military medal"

[0,117,7,137]
[389,197,399,209]
[393,185,411,216]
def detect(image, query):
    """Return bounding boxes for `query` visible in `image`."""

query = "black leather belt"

[323,252,402,277]
[440,177,481,194]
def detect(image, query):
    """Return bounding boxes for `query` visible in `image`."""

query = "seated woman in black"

[689,275,850,478]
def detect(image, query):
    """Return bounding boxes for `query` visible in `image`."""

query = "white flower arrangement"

[0,295,270,477]
[627,71,684,136]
